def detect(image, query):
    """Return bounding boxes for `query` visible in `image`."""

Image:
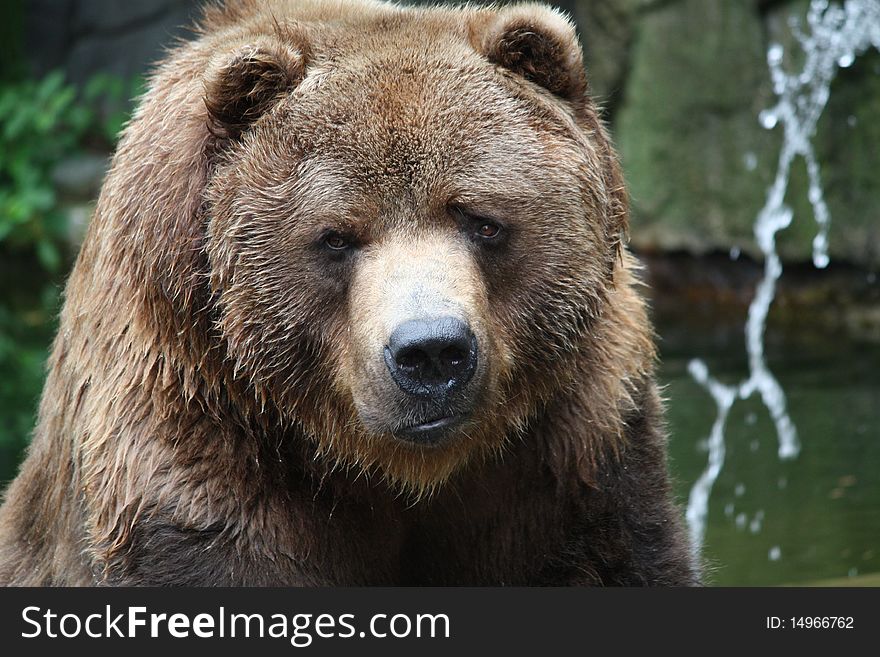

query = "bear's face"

[203,7,622,491]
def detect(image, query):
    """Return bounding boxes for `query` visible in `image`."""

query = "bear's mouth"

[395,414,466,445]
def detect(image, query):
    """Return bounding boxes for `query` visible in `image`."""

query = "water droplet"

[743,152,758,171]
[779,441,800,459]
[768,43,784,66]
[735,513,747,530]
[759,109,778,129]
[813,252,830,269]
[724,503,735,517]
[838,52,855,67]
[688,359,708,383]
[735,483,746,497]
[847,115,858,127]
[848,567,858,577]
[750,510,764,534]
[745,412,757,426]
[750,439,760,452]
[729,246,741,260]
[769,546,781,561]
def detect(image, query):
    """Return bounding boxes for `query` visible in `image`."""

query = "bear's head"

[117,2,629,494]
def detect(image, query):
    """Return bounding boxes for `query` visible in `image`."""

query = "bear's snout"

[384,316,478,399]
[383,316,480,445]
[344,232,493,446]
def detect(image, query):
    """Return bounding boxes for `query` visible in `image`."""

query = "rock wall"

[597,0,880,268]
[20,0,880,268]
[25,0,199,84]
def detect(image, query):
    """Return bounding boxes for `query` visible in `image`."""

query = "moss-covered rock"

[615,0,780,257]
[609,0,880,268]
[809,49,880,265]
[565,0,641,112]
[762,0,880,266]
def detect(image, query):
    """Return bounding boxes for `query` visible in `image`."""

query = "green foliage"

[0,71,139,271]
[0,72,87,271]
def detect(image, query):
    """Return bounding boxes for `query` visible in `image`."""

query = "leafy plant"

[0,72,90,270]
[0,71,140,271]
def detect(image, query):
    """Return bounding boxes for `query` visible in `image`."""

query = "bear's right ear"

[477,4,587,106]
[204,37,307,142]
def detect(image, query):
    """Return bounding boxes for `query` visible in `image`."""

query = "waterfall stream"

[685,0,880,553]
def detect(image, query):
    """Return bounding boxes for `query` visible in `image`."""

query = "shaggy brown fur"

[0,0,698,585]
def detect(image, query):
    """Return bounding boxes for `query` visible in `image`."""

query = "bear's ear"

[204,37,307,142]
[478,4,586,104]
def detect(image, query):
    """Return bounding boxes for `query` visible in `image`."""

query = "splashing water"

[686,0,880,551]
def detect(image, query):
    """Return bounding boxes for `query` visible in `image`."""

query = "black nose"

[384,317,478,398]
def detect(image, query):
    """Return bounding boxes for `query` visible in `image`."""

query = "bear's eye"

[450,204,506,243]
[476,222,501,239]
[324,232,351,251]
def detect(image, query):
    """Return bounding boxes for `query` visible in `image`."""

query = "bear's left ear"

[204,36,307,142]
[478,4,586,104]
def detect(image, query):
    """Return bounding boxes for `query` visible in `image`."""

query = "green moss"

[616,0,780,255]
[762,32,880,265]
[815,49,880,265]
[615,0,880,266]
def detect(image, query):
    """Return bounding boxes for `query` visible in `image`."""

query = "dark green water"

[1,273,877,586]
[660,327,880,586]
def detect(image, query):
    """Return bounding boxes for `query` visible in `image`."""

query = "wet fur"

[0,0,698,586]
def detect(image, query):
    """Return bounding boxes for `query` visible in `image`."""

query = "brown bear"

[0,0,698,586]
